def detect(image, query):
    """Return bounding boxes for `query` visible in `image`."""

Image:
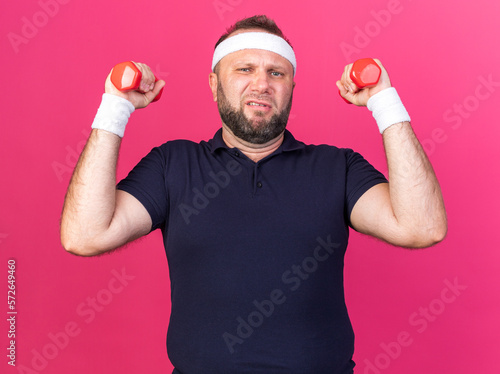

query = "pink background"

[1,0,499,373]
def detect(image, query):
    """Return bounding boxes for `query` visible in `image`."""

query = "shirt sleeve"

[344,149,388,228]
[116,145,169,231]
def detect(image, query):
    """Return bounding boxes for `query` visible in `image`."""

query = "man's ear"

[209,72,218,102]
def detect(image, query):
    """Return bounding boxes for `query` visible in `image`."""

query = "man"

[61,15,446,374]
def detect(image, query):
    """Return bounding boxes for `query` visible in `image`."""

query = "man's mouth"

[246,100,272,109]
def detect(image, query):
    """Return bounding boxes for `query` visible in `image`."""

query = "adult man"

[61,15,446,374]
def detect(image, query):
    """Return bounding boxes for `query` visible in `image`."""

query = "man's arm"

[60,62,165,256]
[350,122,447,248]
[337,60,447,248]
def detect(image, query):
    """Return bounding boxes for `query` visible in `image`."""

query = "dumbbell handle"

[110,61,163,102]
[340,58,381,104]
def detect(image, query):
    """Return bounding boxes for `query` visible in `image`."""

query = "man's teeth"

[248,102,267,107]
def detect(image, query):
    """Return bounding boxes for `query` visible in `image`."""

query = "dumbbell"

[110,61,163,102]
[339,58,381,104]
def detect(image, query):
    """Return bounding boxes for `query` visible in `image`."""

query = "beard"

[217,83,293,145]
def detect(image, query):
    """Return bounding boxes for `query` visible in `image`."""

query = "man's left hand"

[336,58,392,106]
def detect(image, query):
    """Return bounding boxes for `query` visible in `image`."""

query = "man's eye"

[238,68,251,72]
[271,72,284,77]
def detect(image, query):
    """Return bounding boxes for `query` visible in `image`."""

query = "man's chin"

[244,108,272,120]
[247,118,271,130]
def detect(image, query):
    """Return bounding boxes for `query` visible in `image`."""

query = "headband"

[212,32,297,76]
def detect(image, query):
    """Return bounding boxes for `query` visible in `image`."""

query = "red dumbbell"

[339,58,381,104]
[110,61,163,102]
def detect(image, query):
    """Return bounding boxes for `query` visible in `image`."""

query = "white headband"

[212,32,296,76]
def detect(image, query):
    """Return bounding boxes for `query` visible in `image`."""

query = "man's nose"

[250,70,271,93]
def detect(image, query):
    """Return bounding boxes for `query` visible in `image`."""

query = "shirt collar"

[208,128,305,154]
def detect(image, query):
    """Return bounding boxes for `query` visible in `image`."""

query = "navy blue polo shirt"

[117,129,387,374]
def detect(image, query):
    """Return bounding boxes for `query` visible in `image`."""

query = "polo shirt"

[117,128,388,374]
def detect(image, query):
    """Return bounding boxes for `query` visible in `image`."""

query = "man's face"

[210,34,295,145]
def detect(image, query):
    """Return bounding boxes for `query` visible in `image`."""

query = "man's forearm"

[383,121,447,244]
[60,129,121,254]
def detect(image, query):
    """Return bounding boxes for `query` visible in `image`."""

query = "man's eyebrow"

[267,64,287,71]
[231,61,288,71]
[232,61,257,66]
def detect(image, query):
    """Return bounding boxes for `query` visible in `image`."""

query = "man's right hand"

[105,62,166,109]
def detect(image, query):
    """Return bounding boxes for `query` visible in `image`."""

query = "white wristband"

[91,94,135,137]
[367,87,411,134]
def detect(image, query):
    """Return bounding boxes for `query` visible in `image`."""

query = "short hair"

[214,15,293,49]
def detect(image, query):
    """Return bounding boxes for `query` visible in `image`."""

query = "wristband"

[367,87,411,134]
[91,94,135,137]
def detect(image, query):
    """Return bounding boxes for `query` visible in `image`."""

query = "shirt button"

[234,151,240,157]
[257,182,263,188]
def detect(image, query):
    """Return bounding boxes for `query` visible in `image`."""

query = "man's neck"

[221,126,284,163]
